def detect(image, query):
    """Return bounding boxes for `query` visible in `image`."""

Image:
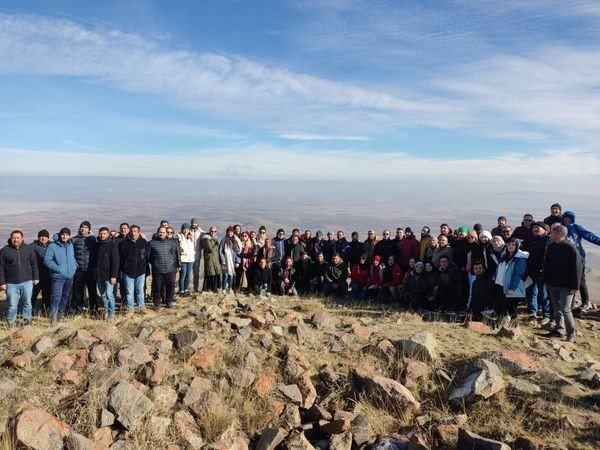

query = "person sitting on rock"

[432,255,463,311]
[468,261,494,321]
[279,256,297,296]
[402,261,427,308]
[252,257,272,297]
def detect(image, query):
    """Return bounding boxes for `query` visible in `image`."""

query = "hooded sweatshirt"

[44,234,78,280]
[563,211,600,261]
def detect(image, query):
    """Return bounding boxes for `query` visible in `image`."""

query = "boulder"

[351,413,375,446]
[189,345,220,371]
[449,360,505,403]
[60,369,81,386]
[311,310,336,329]
[151,385,178,409]
[0,378,17,401]
[297,373,317,409]
[496,326,522,341]
[65,432,105,450]
[73,349,89,369]
[228,317,252,329]
[88,344,111,365]
[278,384,303,405]
[374,339,397,361]
[457,428,510,450]
[117,343,152,369]
[172,329,200,350]
[397,332,438,362]
[465,321,492,333]
[281,403,302,429]
[371,437,409,450]
[320,418,351,435]
[11,325,35,347]
[330,432,353,450]
[408,433,429,450]
[98,408,115,427]
[256,427,288,450]
[174,410,204,449]
[254,374,276,398]
[69,329,98,349]
[87,367,125,392]
[285,430,315,450]
[351,324,373,340]
[108,380,154,430]
[32,336,53,356]
[47,352,75,373]
[481,350,537,375]
[507,378,541,396]
[182,377,213,406]
[8,350,34,368]
[90,325,120,343]
[580,367,600,388]
[140,358,170,387]
[402,359,428,388]
[226,369,256,389]
[354,369,420,409]
[13,406,70,450]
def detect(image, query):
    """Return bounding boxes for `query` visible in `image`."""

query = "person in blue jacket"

[562,211,600,312]
[44,228,78,324]
[495,238,528,321]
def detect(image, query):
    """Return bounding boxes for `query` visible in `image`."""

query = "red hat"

[373,255,381,263]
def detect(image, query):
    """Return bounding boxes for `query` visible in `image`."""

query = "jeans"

[98,280,116,317]
[222,273,235,291]
[579,262,589,305]
[123,273,145,311]
[546,284,575,336]
[179,262,193,292]
[50,278,74,319]
[6,281,34,325]
[526,276,550,318]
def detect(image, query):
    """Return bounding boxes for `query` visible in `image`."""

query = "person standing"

[189,218,204,292]
[177,223,195,296]
[544,203,563,227]
[91,227,119,319]
[543,224,582,343]
[202,227,222,293]
[119,225,148,316]
[149,226,180,311]
[0,230,39,326]
[31,229,51,314]
[44,228,78,324]
[71,220,98,314]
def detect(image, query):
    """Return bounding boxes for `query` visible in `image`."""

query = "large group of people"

[1,203,598,343]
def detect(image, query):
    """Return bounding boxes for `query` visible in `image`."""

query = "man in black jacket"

[432,255,463,311]
[119,225,149,316]
[0,230,39,326]
[543,224,582,343]
[31,229,51,314]
[346,232,364,267]
[91,227,119,319]
[525,222,551,323]
[149,226,180,311]
[71,220,98,313]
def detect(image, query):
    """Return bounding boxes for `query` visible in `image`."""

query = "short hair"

[10,230,23,237]
[292,228,300,234]
[98,227,110,233]
[277,228,285,235]
[258,226,266,232]
[523,213,533,218]
[497,216,507,221]
[396,227,404,232]
[422,226,430,233]
[551,203,562,211]
[439,255,449,261]
[440,223,449,228]
[120,223,130,228]
[130,225,140,232]
[551,223,568,237]
[473,260,485,270]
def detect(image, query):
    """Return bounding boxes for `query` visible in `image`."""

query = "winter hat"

[38,229,50,238]
[479,231,492,241]
[373,255,381,263]
[191,218,199,225]
[533,221,550,233]
[59,227,71,235]
[415,262,425,271]
[457,226,470,234]
[181,223,190,231]
[316,230,323,236]
[405,227,413,234]
[80,220,91,229]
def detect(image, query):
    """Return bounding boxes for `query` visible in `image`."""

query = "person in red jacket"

[381,255,403,301]
[399,227,420,272]
[350,254,369,300]
[367,255,383,299]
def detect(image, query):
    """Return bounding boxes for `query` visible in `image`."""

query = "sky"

[0,0,599,190]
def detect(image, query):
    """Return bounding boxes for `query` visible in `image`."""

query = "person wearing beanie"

[71,220,98,314]
[491,216,507,237]
[479,230,493,241]
[44,227,78,323]
[0,230,39,326]
[31,229,52,313]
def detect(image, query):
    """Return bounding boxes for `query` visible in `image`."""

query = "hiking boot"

[566,333,576,343]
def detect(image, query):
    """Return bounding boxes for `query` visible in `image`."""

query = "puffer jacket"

[44,235,78,279]
[72,232,96,271]
[497,250,529,298]
[0,241,39,285]
[149,237,180,274]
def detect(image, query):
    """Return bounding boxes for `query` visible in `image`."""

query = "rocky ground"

[0,294,599,450]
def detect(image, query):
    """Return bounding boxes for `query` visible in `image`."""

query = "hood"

[563,211,576,223]
[515,249,529,259]
[52,234,71,246]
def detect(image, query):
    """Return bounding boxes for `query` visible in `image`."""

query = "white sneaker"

[540,317,550,326]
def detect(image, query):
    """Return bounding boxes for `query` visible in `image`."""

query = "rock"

[559,383,586,400]
[319,365,341,386]
[117,343,152,369]
[270,325,284,337]
[292,324,315,346]
[149,329,168,341]
[172,329,200,350]
[398,331,438,361]
[0,378,17,401]
[513,435,550,450]
[534,367,570,385]
[303,404,333,422]
[371,437,409,450]
[90,324,120,343]
[557,347,574,362]
[403,359,428,388]
[247,312,267,328]
[73,349,89,369]
[481,350,537,375]
[507,378,541,395]
[228,317,252,329]
[279,384,303,405]
[69,329,98,349]
[328,341,343,353]
[11,325,35,347]
[227,369,256,389]
[580,367,600,387]
[47,352,75,372]
[320,418,351,435]
[496,326,522,340]
[285,430,315,450]
[281,403,302,429]
[140,359,170,387]
[311,310,335,329]
[449,362,505,403]
[432,424,459,447]
[88,344,111,364]
[137,327,153,341]
[297,373,317,409]
[8,350,34,368]
[351,324,373,340]
[108,380,154,430]
[60,370,81,386]
[330,432,353,450]
[65,432,105,450]
[559,413,589,430]
[457,428,510,450]
[189,345,220,371]
[88,367,125,392]
[32,336,53,356]
[408,433,429,450]
[465,321,492,333]
[98,408,115,427]
[374,339,397,361]
[174,410,204,449]
[256,427,288,450]
[91,427,112,448]
[13,406,70,449]
[354,369,420,409]
[151,385,178,409]
[254,374,276,398]
[351,413,374,446]
[182,377,213,406]
[149,416,172,435]
[211,429,250,450]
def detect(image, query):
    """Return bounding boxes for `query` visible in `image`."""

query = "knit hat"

[533,221,550,233]
[181,223,190,231]
[59,227,71,235]
[38,229,50,238]
[191,218,199,225]
[457,226,470,234]
[415,262,424,270]
[80,220,91,229]
[316,230,323,236]
[405,227,413,233]
[479,231,492,241]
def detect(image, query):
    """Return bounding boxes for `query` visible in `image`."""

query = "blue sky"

[0,0,599,187]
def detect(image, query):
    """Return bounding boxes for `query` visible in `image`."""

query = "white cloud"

[278,134,371,141]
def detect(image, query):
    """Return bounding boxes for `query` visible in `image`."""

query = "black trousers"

[32,277,52,313]
[71,270,98,311]
[152,271,175,306]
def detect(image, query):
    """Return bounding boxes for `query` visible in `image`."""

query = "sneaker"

[23,319,32,326]
[540,317,551,326]
[165,302,173,309]
[544,330,564,338]
[543,320,556,330]
[566,334,576,343]
[579,303,592,313]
